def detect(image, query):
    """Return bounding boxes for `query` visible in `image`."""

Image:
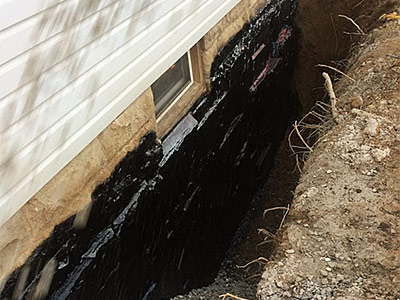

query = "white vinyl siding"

[0,0,241,227]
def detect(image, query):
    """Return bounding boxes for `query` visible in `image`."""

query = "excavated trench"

[1,0,396,299]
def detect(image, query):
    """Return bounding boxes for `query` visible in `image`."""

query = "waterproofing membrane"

[2,1,297,299]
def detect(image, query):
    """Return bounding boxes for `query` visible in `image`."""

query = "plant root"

[279,204,290,230]
[338,14,365,35]
[263,206,290,218]
[236,257,269,269]
[317,64,355,82]
[219,293,250,300]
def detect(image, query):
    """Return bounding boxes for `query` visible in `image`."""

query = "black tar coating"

[2,1,297,299]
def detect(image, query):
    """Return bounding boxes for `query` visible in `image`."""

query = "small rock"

[269,295,279,300]
[324,257,332,262]
[305,187,319,198]
[282,291,291,297]
[360,145,372,151]
[286,249,295,254]
[326,267,332,272]
[337,274,345,281]
[276,281,289,290]
[320,270,328,277]
[327,261,336,268]
[372,148,390,162]
[363,118,380,137]
[326,170,333,174]
[349,95,363,108]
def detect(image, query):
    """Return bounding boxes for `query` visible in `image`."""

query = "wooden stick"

[322,72,339,120]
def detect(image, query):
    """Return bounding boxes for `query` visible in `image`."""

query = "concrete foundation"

[0,0,268,284]
[2,0,297,298]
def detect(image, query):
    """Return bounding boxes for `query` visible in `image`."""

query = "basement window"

[152,53,191,116]
[152,45,205,138]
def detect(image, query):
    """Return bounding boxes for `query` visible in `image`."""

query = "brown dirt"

[294,0,398,111]
[258,14,400,300]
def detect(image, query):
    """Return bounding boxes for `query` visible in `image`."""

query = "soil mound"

[258,18,400,300]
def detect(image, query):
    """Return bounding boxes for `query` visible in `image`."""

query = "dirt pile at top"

[258,18,400,300]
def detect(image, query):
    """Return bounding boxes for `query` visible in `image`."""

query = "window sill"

[156,83,206,139]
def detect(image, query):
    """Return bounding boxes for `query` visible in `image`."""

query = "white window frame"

[151,52,193,116]
[154,44,205,138]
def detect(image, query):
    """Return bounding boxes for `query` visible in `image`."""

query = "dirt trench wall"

[258,14,400,300]
[2,1,298,299]
[295,0,398,111]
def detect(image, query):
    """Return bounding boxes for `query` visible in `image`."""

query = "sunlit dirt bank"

[258,4,400,300]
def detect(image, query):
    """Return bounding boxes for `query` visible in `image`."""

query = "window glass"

[152,53,191,115]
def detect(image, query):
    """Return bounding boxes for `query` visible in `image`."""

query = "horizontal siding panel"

[0,0,208,156]
[0,0,241,226]
[0,0,123,66]
[0,0,65,32]
[0,0,176,128]
[0,0,143,92]
[0,0,210,187]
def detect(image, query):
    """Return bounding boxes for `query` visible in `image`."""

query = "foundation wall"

[0,0,251,228]
[1,0,298,298]
[0,0,268,286]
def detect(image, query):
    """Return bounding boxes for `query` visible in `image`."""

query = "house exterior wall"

[0,0,251,228]
[1,0,297,296]
[0,0,267,284]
